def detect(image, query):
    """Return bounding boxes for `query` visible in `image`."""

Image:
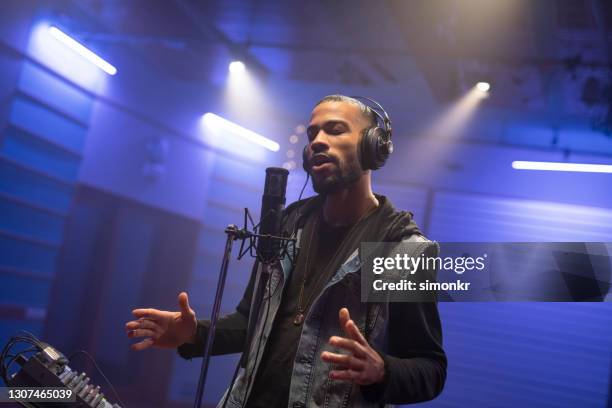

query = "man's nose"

[310,131,329,153]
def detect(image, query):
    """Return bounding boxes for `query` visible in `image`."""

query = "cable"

[68,350,125,408]
[298,173,310,204]
[18,330,45,347]
[1,336,41,384]
[289,172,311,243]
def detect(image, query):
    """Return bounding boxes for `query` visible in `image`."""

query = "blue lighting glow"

[512,160,612,173]
[202,113,279,152]
[48,26,117,75]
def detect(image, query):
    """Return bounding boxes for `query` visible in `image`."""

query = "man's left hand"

[320,307,385,385]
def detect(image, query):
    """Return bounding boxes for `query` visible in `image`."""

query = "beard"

[311,155,363,194]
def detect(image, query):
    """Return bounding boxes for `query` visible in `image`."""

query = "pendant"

[293,313,305,325]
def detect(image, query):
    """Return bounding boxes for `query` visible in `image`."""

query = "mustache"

[308,153,338,168]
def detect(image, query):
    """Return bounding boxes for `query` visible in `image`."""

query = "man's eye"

[328,125,345,135]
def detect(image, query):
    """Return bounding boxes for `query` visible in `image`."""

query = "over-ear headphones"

[302,96,393,172]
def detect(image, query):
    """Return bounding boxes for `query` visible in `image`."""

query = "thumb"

[178,292,192,316]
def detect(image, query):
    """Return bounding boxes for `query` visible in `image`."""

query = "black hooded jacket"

[178,194,447,405]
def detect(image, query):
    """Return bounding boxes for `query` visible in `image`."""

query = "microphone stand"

[192,215,296,408]
[193,224,241,408]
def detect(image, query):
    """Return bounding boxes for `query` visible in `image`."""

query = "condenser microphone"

[257,167,289,264]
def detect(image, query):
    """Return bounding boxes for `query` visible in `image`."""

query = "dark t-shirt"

[246,210,352,408]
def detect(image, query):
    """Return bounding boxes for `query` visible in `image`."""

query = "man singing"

[125,95,447,407]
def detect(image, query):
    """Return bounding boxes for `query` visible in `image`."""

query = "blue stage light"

[48,26,117,75]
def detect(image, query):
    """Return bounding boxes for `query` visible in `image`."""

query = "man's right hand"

[125,292,197,351]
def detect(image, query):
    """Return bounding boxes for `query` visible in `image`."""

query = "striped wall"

[0,58,93,343]
[432,302,612,408]
[428,190,612,243]
[398,187,612,408]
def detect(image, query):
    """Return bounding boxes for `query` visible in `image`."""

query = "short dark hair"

[314,95,378,128]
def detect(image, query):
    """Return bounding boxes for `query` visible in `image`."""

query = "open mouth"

[310,154,335,172]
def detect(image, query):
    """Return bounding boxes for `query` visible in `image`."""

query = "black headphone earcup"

[359,128,374,170]
[360,127,390,170]
[374,128,392,169]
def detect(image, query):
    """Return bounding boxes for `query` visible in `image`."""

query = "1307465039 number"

[0,387,75,402]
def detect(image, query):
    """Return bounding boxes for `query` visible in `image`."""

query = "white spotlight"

[476,82,490,92]
[512,160,612,174]
[202,112,279,152]
[48,26,117,75]
[229,61,246,75]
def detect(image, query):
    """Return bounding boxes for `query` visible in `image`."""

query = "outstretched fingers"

[131,308,163,319]
[126,317,163,331]
[130,338,154,351]
[127,328,157,339]
[125,317,165,352]
[321,351,365,371]
[345,319,368,346]
[328,336,367,358]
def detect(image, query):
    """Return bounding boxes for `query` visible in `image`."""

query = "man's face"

[305,101,369,194]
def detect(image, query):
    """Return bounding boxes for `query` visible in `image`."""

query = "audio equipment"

[256,167,289,264]
[1,332,123,408]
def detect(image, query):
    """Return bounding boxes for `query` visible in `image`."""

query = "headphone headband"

[349,95,392,140]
